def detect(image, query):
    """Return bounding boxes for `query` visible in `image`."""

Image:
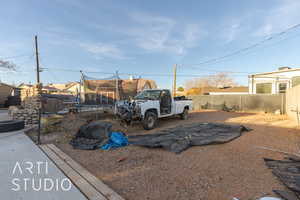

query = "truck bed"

[174,96,191,101]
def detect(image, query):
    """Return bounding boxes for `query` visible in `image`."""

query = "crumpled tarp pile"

[70,121,112,150]
[128,122,250,153]
[264,157,300,200]
[102,132,128,150]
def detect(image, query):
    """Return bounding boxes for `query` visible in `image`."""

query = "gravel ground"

[56,111,300,200]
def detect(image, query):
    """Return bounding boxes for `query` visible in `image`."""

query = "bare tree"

[184,72,236,90]
[0,60,16,71]
[208,72,236,88]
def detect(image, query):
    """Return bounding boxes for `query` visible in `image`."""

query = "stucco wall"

[189,94,285,113]
[0,84,13,107]
[286,85,300,125]
[248,69,300,94]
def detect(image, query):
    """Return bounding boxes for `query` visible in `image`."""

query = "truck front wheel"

[180,108,189,120]
[143,111,157,130]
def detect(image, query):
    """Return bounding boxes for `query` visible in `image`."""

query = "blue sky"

[1,0,300,88]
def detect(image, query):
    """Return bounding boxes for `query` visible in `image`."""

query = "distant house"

[47,83,67,91]
[248,67,300,94]
[0,82,15,107]
[64,82,80,95]
[47,82,80,96]
[18,83,33,89]
[19,83,35,100]
[18,79,157,105]
[186,86,248,96]
[207,86,249,95]
[19,83,59,99]
[42,86,59,94]
[83,78,157,104]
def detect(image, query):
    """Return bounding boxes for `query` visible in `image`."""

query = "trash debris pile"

[129,122,250,153]
[116,100,140,125]
[264,157,300,200]
[70,121,112,150]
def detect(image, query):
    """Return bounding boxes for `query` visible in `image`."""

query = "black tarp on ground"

[264,157,300,200]
[70,121,112,150]
[128,122,250,153]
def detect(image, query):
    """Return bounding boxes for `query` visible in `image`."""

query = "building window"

[279,83,287,93]
[292,76,300,87]
[256,83,272,94]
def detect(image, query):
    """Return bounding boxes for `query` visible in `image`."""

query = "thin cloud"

[79,42,128,60]
[255,0,300,37]
[223,21,242,42]
[52,0,86,9]
[126,12,204,56]
[92,12,204,57]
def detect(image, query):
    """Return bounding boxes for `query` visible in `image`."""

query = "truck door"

[160,90,172,115]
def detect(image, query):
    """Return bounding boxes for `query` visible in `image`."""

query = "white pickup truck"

[116,89,193,130]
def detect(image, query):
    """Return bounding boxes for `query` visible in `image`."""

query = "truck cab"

[116,89,193,130]
[134,89,173,117]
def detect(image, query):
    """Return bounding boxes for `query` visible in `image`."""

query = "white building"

[249,67,300,94]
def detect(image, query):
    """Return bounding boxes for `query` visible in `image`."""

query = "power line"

[43,68,84,73]
[43,67,248,77]
[43,66,254,75]
[183,30,300,70]
[15,55,35,65]
[178,64,258,74]
[0,54,33,60]
[183,22,300,67]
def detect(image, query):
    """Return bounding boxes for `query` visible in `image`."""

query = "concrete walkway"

[0,111,87,200]
[0,109,10,121]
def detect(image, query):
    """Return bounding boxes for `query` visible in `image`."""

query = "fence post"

[297,105,299,126]
[281,94,284,114]
[239,95,242,111]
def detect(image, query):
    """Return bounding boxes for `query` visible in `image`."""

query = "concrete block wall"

[11,109,39,125]
[10,96,41,126]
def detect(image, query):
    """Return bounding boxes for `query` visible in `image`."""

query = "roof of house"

[0,82,16,88]
[85,78,157,91]
[208,86,249,93]
[187,86,248,95]
[47,83,66,90]
[42,86,59,91]
[18,83,33,88]
[136,79,157,90]
[65,82,79,90]
[250,67,300,77]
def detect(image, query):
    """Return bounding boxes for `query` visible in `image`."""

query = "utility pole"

[35,36,40,84]
[79,70,83,105]
[35,35,41,145]
[114,70,119,114]
[173,64,177,97]
[115,70,119,101]
[79,70,85,113]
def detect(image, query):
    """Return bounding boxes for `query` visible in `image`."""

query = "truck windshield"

[134,90,161,100]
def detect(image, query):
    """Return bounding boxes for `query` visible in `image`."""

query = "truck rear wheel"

[143,111,157,130]
[180,108,189,120]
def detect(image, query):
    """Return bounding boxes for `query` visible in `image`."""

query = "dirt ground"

[47,111,299,200]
